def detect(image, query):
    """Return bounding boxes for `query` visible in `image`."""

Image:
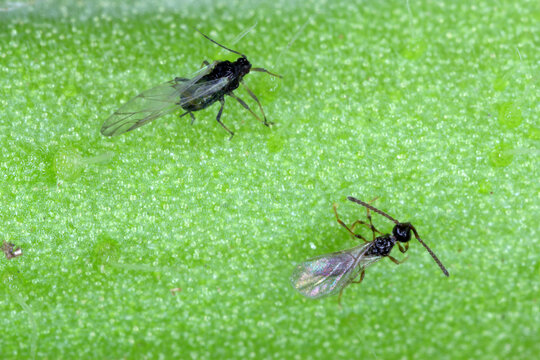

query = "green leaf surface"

[1,0,539,359]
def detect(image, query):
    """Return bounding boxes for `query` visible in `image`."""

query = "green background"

[1,0,538,358]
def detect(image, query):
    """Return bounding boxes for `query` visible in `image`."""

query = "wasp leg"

[343,198,382,241]
[337,271,364,307]
[349,219,380,241]
[241,83,273,126]
[396,241,409,254]
[388,255,409,265]
[337,287,345,308]
[216,98,234,140]
[351,270,365,284]
[251,67,283,78]
[333,203,369,243]
[227,92,266,126]
[365,197,381,239]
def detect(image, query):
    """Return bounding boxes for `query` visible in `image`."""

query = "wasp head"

[392,222,412,243]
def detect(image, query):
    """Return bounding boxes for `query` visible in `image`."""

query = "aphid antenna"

[192,27,247,58]
[410,226,450,277]
[347,196,399,224]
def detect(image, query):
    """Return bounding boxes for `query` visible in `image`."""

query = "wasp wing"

[290,242,382,299]
[100,64,230,136]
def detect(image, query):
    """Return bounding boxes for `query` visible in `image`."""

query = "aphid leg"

[251,67,283,78]
[332,203,369,243]
[351,270,365,284]
[216,98,234,140]
[174,77,190,82]
[396,241,409,254]
[388,255,409,265]
[227,92,265,125]
[241,83,273,126]
[180,111,196,125]
[200,60,210,68]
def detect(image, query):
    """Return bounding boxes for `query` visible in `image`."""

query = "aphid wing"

[101,79,188,136]
[291,243,376,299]
[170,61,232,104]
[100,63,220,137]
[179,76,231,104]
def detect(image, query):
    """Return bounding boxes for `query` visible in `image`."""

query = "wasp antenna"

[410,226,449,277]
[193,28,246,58]
[347,196,400,224]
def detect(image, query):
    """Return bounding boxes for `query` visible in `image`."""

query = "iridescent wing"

[290,242,382,299]
[100,63,231,136]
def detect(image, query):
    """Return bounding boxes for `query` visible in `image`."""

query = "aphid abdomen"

[181,91,222,112]
[179,60,242,112]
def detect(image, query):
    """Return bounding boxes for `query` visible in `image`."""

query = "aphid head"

[236,56,252,76]
[392,222,412,243]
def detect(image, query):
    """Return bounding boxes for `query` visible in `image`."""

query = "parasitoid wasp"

[291,196,449,304]
[101,29,281,139]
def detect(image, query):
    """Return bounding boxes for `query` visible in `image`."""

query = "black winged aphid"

[291,197,449,304]
[101,29,281,139]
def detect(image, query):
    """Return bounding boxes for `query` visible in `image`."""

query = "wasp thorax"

[365,234,394,257]
[393,223,412,243]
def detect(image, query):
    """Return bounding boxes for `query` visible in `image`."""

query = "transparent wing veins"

[291,242,381,299]
[101,63,231,136]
